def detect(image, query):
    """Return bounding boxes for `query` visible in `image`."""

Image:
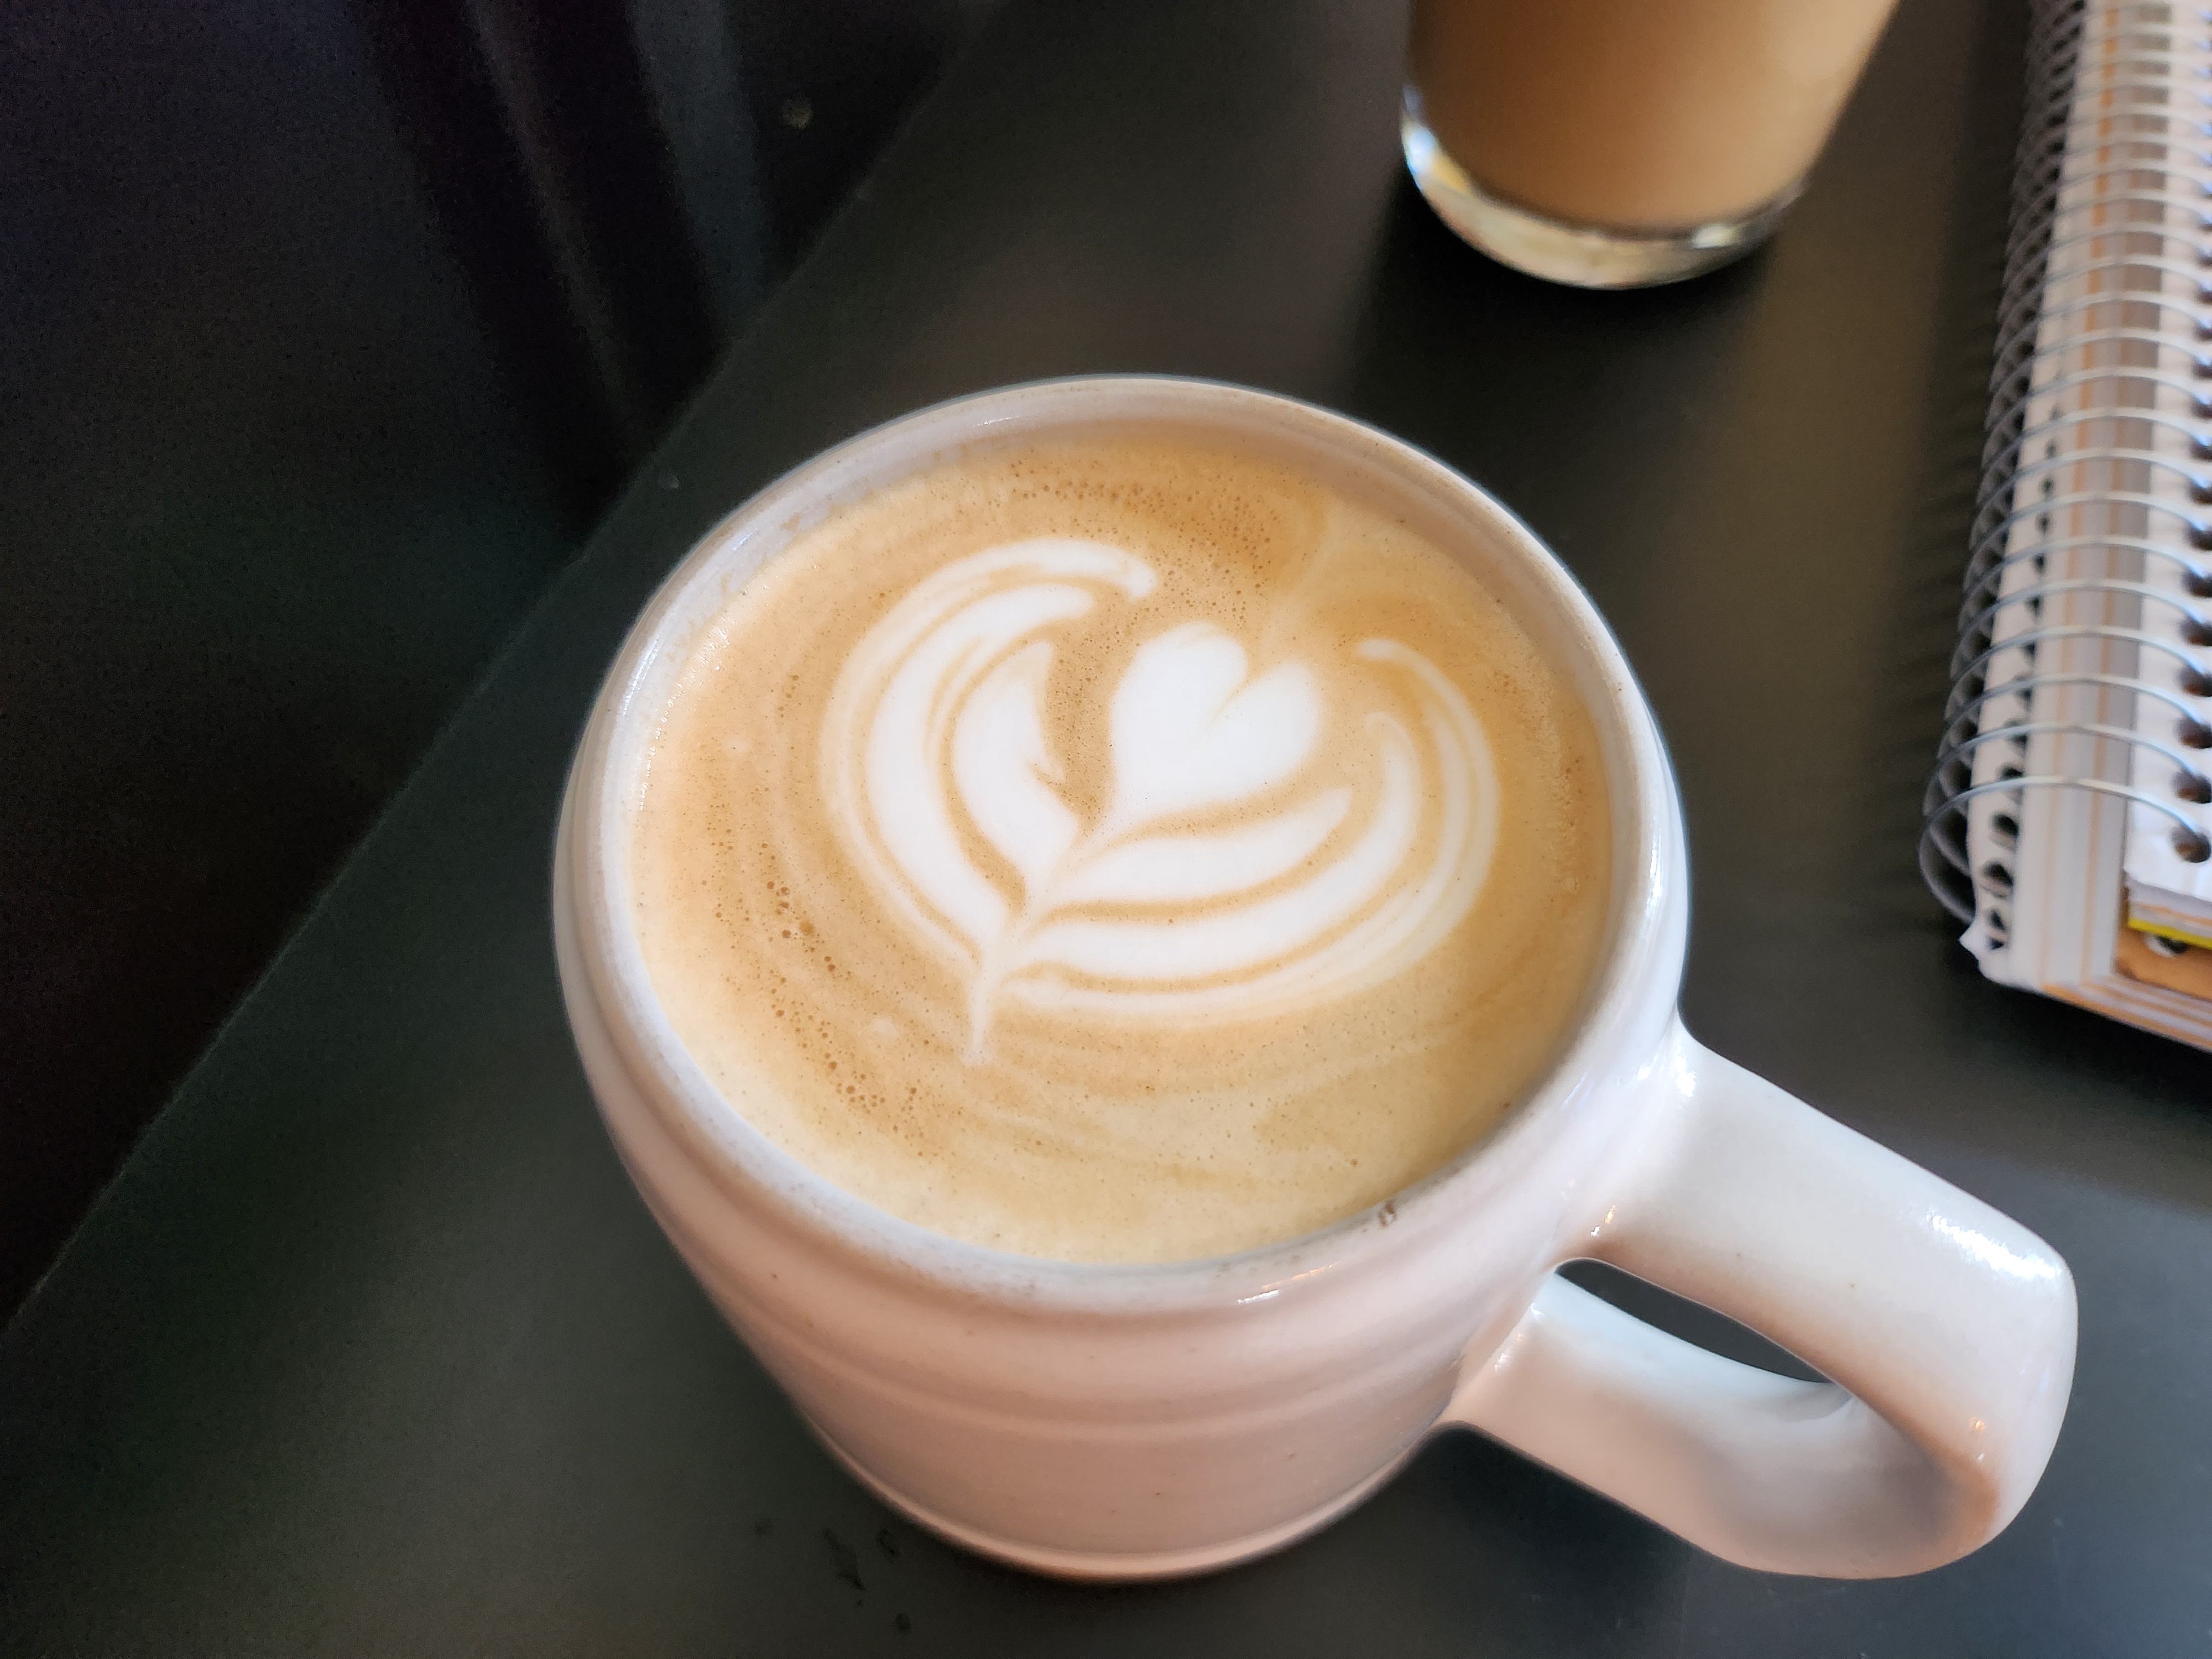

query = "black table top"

[7,1,2210,1653]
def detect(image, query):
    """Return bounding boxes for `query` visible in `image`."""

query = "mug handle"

[1443,1016,2077,1578]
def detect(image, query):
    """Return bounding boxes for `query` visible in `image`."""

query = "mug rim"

[559,374,1682,1312]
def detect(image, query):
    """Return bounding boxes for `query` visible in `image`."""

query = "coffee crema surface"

[631,436,1610,1262]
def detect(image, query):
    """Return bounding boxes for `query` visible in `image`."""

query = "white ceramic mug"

[552,377,2077,1582]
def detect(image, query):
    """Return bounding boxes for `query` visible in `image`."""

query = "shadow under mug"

[552,377,2077,1581]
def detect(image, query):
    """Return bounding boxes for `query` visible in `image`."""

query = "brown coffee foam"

[630,436,1610,1262]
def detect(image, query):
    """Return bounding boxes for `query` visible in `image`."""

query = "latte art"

[822,540,1500,1054]
[632,436,1609,1263]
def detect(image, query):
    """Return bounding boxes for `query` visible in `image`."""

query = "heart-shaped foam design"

[1104,624,1322,834]
[819,539,1499,1056]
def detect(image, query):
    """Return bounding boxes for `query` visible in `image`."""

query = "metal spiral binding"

[1922,0,2212,926]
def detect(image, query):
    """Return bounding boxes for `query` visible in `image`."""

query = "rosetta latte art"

[635,437,1611,1262]
[821,538,1501,1055]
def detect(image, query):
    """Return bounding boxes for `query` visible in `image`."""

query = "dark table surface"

[7,1,2211,1653]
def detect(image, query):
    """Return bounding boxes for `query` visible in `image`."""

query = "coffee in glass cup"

[1404,0,1905,288]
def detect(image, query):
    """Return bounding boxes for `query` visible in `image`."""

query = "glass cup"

[1403,0,1905,288]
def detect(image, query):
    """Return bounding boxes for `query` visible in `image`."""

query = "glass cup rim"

[561,374,1682,1311]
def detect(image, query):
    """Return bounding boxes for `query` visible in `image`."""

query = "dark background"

[0,0,997,1320]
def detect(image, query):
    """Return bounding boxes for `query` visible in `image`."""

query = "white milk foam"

[821,538,1500,1055]
[632,436,1610,1263]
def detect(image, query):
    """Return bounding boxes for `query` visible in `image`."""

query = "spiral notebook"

[1923,0,2212,1046]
